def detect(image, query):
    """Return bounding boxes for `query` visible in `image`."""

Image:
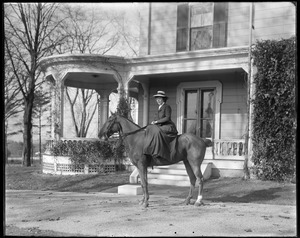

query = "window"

[183,89,215,139]
[176,81,222,139]
[176,2,228,52]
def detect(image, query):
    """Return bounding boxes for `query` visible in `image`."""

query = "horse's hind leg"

[191,164,204,206]
[183,160,197,205]
[194,173,204,206]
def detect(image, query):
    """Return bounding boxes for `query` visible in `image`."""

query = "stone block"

[118,184,143,196]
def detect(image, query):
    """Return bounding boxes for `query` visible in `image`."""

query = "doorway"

[183,88,215,140]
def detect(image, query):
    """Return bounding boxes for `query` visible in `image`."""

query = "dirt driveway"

[5,187,296,237]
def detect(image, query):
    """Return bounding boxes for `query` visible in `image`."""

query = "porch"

[39,46,252,182]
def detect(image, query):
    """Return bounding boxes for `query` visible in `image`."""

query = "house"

[40,2,296,184]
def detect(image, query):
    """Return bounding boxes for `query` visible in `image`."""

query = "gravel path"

[5,189,296,237]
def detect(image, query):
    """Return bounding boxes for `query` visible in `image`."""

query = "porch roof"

[39,46,250,90]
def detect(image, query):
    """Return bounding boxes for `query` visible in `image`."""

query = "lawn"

[5,163,132,193]
[5,163,296,206]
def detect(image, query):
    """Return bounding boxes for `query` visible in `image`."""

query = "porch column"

[248,59,256,167]
[140,82,149,126]
[60,84,64,139]
[46,74,63,141]
[96,90,110,131]
[46,78,56,140]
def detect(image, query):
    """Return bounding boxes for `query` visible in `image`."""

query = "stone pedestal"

[118,184,142,195]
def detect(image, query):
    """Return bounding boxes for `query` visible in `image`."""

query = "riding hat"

[153,91,168,98]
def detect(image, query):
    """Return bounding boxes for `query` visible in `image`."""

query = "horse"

[98,113,212,208]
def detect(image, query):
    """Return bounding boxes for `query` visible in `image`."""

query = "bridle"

[105,114,148,139]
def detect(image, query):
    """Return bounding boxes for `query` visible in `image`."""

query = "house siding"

[220,78,247,139]
[138,73,247,139]
[149,3,177,55]
[227,2,250,47]
[253,2,295,41]
[138,2,295,56]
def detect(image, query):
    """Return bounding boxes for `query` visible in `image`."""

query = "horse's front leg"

[137,164,149,208]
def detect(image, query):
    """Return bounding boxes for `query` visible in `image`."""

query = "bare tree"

[56,4,120,55]
[54,4,123,138]
[111,9,140,57]
[65,88,98,137]
[4,53,24,163]
[4,3,67,166]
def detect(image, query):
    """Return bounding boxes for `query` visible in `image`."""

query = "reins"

[121,125,148,137]
[106,114,149,139]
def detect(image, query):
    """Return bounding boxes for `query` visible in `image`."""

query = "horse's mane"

[112,112,141,129]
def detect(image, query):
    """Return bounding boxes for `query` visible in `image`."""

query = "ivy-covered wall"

[251,36,296,181]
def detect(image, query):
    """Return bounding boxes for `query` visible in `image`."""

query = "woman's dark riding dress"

[143,103,178,161]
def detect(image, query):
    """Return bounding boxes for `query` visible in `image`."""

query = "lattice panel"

[43,162,54,171]
[57,164,85,173]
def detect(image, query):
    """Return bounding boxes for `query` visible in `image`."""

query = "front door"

[183,88,216,140]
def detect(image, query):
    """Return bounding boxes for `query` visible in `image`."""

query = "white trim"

[176,81,222,139]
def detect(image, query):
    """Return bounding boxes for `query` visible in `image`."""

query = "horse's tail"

[203,139,212,147]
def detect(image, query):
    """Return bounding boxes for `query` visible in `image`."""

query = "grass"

[5,163,296,206]
[5,163,132,193]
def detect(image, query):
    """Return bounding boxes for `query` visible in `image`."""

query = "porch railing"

[213,139,246,160]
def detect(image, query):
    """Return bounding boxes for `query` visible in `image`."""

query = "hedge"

[251,36,296,181]
[51,139,125,165]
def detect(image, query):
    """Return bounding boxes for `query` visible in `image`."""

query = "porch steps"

[130,162,212,187]
[129,158,245,186]
[204,158,245,177]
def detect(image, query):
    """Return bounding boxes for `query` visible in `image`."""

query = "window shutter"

[176,4,189,51]
[213,2,228,48]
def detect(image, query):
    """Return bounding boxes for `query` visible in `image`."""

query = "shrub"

[251,36,296,181]
[51,140,116,164]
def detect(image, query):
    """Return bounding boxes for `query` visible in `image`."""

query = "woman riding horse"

[143,91,178,163]
[98,113,212,208]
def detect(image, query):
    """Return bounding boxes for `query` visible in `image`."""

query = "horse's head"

[98,113,122,140]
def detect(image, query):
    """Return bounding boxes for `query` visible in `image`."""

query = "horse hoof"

[185,199,191,205]
[143,202,149,208]
[194,201,204,207]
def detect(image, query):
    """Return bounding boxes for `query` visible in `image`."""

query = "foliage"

[50,139,121,164]
[116,94,132,119]
[251,36,296,181]
[6,140,43,157]
[6,141,24,157]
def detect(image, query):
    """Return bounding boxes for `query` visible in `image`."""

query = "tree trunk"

[5,132,8,164]
[39,106,42,164]
[23,95,34,167]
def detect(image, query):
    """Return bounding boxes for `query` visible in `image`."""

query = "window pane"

[184,90,197,118]
[177,4,189,28]
[213,2,228,48]
[191,3,213,27]
[184,119,197,134]
[184,90,198,134]
[176,28,188,51]
[190,26,212,50]
[213,2,228,23]
[200,90,215,138]
[213,22,227,48]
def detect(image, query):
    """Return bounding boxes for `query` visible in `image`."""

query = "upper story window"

[176,2,228,52]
